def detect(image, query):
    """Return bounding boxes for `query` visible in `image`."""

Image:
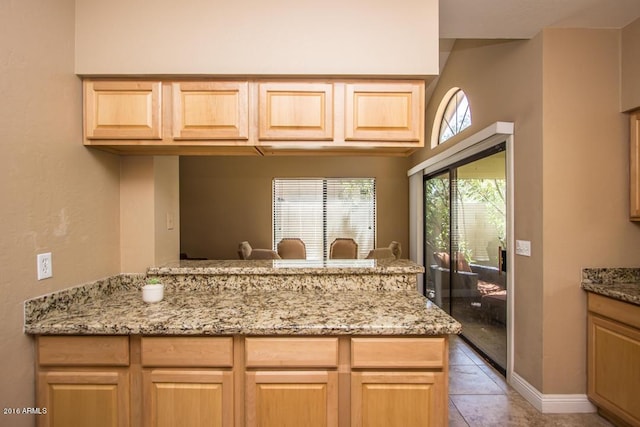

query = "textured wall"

[0,1,120,423]
[621,17,640,111]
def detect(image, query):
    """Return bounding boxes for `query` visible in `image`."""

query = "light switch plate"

[166,212,174,230]
[515,240,531,257]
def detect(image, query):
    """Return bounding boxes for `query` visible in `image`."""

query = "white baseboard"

[510,372,597,414]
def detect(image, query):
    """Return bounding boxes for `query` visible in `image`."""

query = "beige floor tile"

[449,398,470,427]
[450,346,477,366]
[449,365,504,395]
[448,337,614,427]
[450,394,540,426]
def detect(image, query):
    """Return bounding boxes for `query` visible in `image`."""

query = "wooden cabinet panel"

[351,337,445,368]
[143,369,233,427]
[85,81,162,140]
[36,335,450,427]
[245,371,338,427]
[38,370,129,427]
[258,82,333,140]
[588,313,640,426]
[38,336,129,367]
[345,82,423,143]
[245,337,338,368]
[351,371,443,427]
[140,337,233,368]
[630,111,640,220]
[172,82,249,140]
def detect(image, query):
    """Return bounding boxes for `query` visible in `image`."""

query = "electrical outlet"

[37,252,53,280]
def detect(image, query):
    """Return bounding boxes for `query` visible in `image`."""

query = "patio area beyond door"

[424,143,507,372]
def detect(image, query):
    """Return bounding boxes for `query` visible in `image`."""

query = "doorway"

[424,143,507,372]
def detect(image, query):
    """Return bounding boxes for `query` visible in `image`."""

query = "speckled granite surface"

[25,261,460,336]
[25,287,460,336]
[147,259,423,291]
[148,259,425,275]
[581,268,640,306]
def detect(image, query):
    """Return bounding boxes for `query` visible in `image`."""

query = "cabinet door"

[630,111,640,220]
[345,82,423,143]
[245,371,338,427]
[258,82,333,140]
[85,81,162,140]
[38,369,129,427]
[172,82,249,140]
[143,369,233,427]
[351,371,444,427]
[588,314,640,426]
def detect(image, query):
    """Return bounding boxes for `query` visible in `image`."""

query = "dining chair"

[277,238,307,259]
[329,238,358,259]
[366,241,402,260]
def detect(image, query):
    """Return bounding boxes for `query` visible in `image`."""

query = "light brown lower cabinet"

[36,335,449,427]
[351,371,444,427]
[587,293,640,427]
[37,336,131,427]
[142,369,233,427]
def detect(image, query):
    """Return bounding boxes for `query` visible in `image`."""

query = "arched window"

[432,88,471,146]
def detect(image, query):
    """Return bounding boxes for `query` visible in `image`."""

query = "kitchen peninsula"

[26,259,461,427]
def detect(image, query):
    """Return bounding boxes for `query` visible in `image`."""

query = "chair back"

[277,238,307,259]
[366,241,402,260]
[238,241,252,259]
[247,249,281,260]
[329,238,358,259]
[238,241,281,260]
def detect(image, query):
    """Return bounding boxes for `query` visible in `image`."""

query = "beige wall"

[622,17,640,111]
[0,0,121,423]
[75,0,438,77]
[410,29,640,395]
[120,156,180,272]
[180,156,410,260]
[540,28,640,393]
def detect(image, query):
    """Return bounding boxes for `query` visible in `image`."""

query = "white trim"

[408,121,514,177]
[511,372,597,414]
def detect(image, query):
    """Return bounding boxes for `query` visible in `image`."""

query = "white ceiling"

[440,0,640,39]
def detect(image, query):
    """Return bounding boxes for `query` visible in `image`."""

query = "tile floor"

[448,335,614,426]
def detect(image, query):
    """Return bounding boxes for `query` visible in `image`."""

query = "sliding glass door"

[424,144,507,372]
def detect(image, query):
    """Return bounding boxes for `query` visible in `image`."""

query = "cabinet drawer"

[245,337,339,368]
[588,292,640,330]
[141,337,233,367]
[38,336,129,366]
[351,337,445,368]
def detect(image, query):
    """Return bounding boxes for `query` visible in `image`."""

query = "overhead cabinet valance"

[83,79,425,156]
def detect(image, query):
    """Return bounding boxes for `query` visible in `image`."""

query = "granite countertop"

[581,268,640,306]
[25,274,461,336]
[148,258,425,275]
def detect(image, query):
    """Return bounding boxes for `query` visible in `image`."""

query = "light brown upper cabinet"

[258,82,334,140]
[345,82,423,143]
[82,78,425,156]
[172,81,249,140]
[630,110,640,221]
[84,80,162,140]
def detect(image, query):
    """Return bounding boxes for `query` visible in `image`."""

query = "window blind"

[273,178,376,260]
